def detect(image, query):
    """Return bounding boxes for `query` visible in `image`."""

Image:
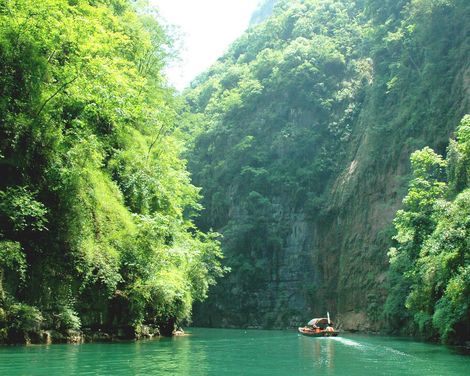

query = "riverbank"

[0,324,169,345]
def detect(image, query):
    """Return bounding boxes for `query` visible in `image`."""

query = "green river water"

[0,328,469,375]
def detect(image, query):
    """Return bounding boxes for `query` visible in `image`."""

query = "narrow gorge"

[186,0,470,340]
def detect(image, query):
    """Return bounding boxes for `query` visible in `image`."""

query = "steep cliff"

[185,0,470,331]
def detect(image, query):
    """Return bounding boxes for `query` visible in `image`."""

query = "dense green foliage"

[187,0,371,327]
[0,0,468,345]
[0,0,224,342]
[184,0,469,341]
[386,116,470,343]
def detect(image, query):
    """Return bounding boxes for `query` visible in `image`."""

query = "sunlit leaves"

[0,0,224,336]
[0,240,26,282]
[0,187,48,233]
[386,117,470,343]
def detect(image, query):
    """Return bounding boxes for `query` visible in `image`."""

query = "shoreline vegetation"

[2,324,184,345]
[0,0,226,345]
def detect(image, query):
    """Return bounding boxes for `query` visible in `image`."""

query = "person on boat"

[325,324,334,332]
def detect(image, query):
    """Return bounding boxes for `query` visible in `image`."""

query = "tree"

[386,117,470,343]
[0,0,225,341]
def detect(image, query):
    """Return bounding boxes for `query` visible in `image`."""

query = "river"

[0,328,469,375]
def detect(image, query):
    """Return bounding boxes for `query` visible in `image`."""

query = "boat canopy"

[307,318,331,328]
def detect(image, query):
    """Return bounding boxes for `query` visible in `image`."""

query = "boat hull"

[298,328,339,337]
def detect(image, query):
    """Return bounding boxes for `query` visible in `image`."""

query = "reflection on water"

[299,336,336,374]
[314,337,335,371]
[0,335,211,376]
[1,329,469,376]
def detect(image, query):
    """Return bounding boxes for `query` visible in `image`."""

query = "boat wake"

[330,337,413,358]
[377,345,413,358]
[329,337,364,348]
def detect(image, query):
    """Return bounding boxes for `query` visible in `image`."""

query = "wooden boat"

[298,326,338,337]
[298,314,339,337]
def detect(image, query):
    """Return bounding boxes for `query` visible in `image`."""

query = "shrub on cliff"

[386,116,470,344]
